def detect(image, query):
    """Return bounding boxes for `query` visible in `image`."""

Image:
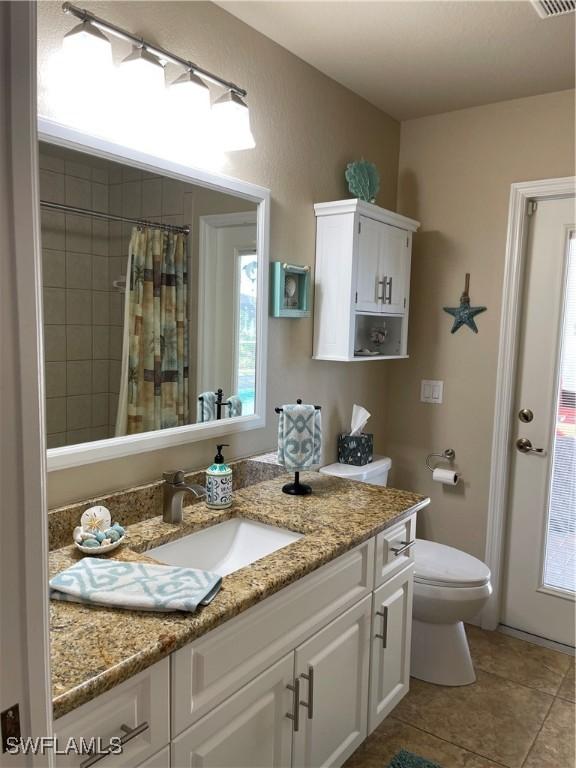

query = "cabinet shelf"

[312,199,419,362]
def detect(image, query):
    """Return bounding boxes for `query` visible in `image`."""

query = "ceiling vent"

[531,0,575,18]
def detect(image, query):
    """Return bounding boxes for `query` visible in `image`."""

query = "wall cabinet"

[55,515,417,768]
[313,199,419,361]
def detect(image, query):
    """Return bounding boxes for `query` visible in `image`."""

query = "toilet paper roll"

[432,467,460,486]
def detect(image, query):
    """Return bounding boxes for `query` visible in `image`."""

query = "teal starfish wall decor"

[443,273,486,334]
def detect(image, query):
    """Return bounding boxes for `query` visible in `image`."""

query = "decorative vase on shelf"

[345,160,380,203]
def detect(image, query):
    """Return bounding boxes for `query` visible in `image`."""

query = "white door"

[381,225,409,315]
[368,565,413,734]
[503,196,576,647]
[356,216,382,312]
[292,596,371,768]
[171,653,294,768]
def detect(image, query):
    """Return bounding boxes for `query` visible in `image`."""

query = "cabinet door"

[355,216,383,312]
[368,564,414,734]
[171,654,294,768]
[292,596,371,768]
[380,226,410,315]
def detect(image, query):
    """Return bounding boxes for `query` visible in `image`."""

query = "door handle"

[286,678,300,732]
[375,607,388,648]
[516,438,545,455]
[391,540,415,557]
[378,275,387,302]
[79,722,149,768]
[299,665,314,719]
[386,277,393,304]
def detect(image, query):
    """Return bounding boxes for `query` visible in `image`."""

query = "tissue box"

[338,433,373,466]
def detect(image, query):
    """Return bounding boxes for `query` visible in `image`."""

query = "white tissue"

[432,468,460,486]
[350,404,371,436]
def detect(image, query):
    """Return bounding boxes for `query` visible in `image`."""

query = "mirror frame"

[39,117,270,472]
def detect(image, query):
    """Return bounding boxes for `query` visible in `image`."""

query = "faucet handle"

[163,470,185,485]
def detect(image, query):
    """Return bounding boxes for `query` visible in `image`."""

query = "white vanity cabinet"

[368,565,414,734]
[54,513,418,768]
[313,199,419,361]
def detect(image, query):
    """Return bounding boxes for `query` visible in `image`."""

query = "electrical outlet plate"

[420,379,444,404]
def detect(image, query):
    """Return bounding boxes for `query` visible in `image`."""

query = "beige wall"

[386,89,575,559]
[38,1,400,507]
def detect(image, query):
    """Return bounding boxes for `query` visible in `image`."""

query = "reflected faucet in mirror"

[162,470,206,525]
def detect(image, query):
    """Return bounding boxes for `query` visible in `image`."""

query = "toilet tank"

[319,456,392,486]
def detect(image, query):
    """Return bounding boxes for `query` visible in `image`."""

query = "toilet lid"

[414,539,491,588]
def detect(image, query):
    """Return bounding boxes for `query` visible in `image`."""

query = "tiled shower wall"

[40,146,121,448]
[40,146,192,448]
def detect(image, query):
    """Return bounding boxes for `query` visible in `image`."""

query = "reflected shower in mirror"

[39,141,258,448]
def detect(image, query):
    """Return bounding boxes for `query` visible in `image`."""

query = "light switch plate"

[421,379,443,404]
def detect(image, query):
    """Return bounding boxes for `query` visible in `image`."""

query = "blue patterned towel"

[49,558,222,613]
[197,391,217,423]
[226,395,243,418]
[277,403,322,471]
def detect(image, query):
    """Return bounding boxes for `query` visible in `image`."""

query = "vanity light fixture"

[169,69,211,115]
[120,45,166,92]
[212,90,256,151]
[60,2,255,151]
[62,19,112,68]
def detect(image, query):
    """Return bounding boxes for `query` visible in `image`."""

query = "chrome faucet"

[162,470,206,524]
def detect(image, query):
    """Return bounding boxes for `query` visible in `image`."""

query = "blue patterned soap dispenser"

[206,444,233,509]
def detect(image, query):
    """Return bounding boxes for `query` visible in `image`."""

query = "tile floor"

[344,625,575,768]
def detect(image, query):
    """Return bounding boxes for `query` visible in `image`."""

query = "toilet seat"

[414,539,491,589]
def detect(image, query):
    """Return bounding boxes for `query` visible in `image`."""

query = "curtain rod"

[62,2,248,99]
[40,200,191,235]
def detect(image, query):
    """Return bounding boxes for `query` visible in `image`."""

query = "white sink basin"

[146,518,303,577]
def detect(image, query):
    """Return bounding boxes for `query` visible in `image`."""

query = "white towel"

[197,391,217,423]
[277,403,322,471]
[49,558,222,613]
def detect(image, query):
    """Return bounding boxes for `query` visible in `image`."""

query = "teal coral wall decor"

[345,160,380,203]
[443,273,486,334]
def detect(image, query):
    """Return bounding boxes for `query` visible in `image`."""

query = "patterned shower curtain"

[117,226,189,435]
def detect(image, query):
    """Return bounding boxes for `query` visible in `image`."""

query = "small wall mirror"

[39,120,269,470]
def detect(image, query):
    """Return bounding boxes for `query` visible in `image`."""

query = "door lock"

[516,438,545,455]
[518,408,534,423]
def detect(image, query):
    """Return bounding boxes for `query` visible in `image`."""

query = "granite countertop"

[49,472,428,719]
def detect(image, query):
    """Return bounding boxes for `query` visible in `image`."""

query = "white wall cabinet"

[313,199,419,361]
[55,515,418,768]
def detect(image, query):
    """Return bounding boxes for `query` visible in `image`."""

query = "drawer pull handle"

[299,665,314,719]
[286,678,300,732]
[375,608,389,648]
[391,540,415,557]
[79,722,149,768]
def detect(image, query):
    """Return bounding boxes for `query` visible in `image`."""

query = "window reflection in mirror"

[39,141,258,448]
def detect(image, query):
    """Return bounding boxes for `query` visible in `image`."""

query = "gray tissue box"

[338,433,374,466]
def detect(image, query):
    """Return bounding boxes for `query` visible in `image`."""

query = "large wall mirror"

[39,120,269,471]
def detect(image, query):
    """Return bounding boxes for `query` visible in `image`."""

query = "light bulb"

[169,69,211,116]
[62,21,112,71]
[212,90,255,151]
[120,46,166,93]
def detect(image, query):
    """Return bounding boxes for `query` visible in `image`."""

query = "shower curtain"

[115,227,189,436]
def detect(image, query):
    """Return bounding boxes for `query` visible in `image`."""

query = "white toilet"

[320,456,492,687]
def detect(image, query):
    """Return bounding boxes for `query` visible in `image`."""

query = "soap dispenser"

[206,444,233,509]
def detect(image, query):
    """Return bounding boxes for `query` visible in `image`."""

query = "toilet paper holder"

[425,448,456,472]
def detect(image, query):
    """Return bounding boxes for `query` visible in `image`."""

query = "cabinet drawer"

[171,539,374,736]
[374,513,416,586]
[53,659,170,768]
[136,747,170,768]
